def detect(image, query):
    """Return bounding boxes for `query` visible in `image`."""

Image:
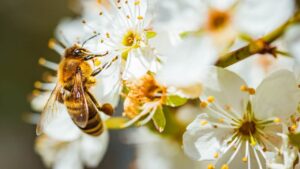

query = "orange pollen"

[123,74,166,118]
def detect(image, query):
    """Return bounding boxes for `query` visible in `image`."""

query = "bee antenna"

[82,33,101,48]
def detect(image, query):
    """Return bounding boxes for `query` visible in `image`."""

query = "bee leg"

[86,91,114,116]
[84,51,109,61]
[91,56,118,76]
[84,55,93,61]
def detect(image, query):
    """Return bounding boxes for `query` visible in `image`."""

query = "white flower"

[94,0,161,79]
[151,0,295,49]
[228,53,294,88]
[35,131,109,169]
[126,128,206,169]
[183,67,300,169]
[285,24,300,81]
[156,36,218,98]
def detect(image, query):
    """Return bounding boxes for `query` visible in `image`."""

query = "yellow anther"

[38,58,46,65]
[207,164,215,169]
[100,39,104,43]
[273,117,281,123]
[213,152,219,158]
[99,11,103,15]
[201,120,208,126]
[290,124,297,132]
[250,136,257,146]
[207,96,215,103]
[242,156,248,162]
[137,16,144,20]
[93,59,101,66]
[34,81,42,88]
[240,85,248,92]
[106,32,110,38]
[32,89,40,96]
[134,0,140,5]
[200,101,208,108]
[126,15,130,19]
[218,118,225,123]
[247,88,256,95]
[221,164,229,169]
[48,38,56,49]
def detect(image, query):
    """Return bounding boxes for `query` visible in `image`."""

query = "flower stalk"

[216,10,300,68]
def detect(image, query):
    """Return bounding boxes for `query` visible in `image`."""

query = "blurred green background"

[0,0,133,168]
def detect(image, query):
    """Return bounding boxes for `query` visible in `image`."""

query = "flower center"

[122,30,140,47]
[123,74,166,119]
[238,121,256,136]
[207,9,230,32]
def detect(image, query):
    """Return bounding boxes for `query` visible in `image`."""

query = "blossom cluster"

[29,0,300,169]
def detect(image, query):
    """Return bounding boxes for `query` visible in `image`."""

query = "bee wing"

[36,83,64,135]
[67,71,89,128]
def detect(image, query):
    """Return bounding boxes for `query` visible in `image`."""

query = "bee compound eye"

[73,49,82,56]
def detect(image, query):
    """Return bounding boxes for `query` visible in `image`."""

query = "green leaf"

[146,31,157,39]
[165,95,187,107]
[105,117,129,129]
[152,106,166,132]
[289,133,300,149]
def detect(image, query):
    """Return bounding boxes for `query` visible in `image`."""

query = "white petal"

[35,136,82,169]
[229,54,295,88]
[183,114,232,161]
[201,67,249,117]
[235,0,295,37]
[80,131,109,167]
[54,142,83,169]
[133,128,207,169]
[151,0,206,32]
[207,0,237,10]
[215,143,266,169]
[91,61,121,108]
[156,36,218,98]
[285,24,300,63]
[44,108,81,141]
[31,91,51,112]
[253,70,300,121]
[122,48,153,80]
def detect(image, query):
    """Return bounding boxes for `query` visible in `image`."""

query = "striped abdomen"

[65,94,103,136]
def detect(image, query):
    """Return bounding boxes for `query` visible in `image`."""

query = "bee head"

[65,45,89,58]
[72,48,83,57]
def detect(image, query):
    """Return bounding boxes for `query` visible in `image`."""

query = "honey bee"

[37,40,117,136]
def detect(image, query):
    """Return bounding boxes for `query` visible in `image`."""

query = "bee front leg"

[84,51,109,61]
[91,56,118,76]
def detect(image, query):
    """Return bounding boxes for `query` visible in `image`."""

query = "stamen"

[207,164,215,169]
[273,117,281,124]
[207,96,215,103]
[240,85,248,92]
[221,164,229,169]
[93,59,101,66]
[38,58,58,70]
[134,0,140,5]
[213,152,219,158]
[48,39,64,55]
[201,120,208,126]
[200,101,208,108]
[137,16,143,20]
[247,88,256,95]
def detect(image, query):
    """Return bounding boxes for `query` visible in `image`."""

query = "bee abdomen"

[80,110,103,136]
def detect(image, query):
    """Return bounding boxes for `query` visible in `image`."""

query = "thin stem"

[216,11,300,68]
